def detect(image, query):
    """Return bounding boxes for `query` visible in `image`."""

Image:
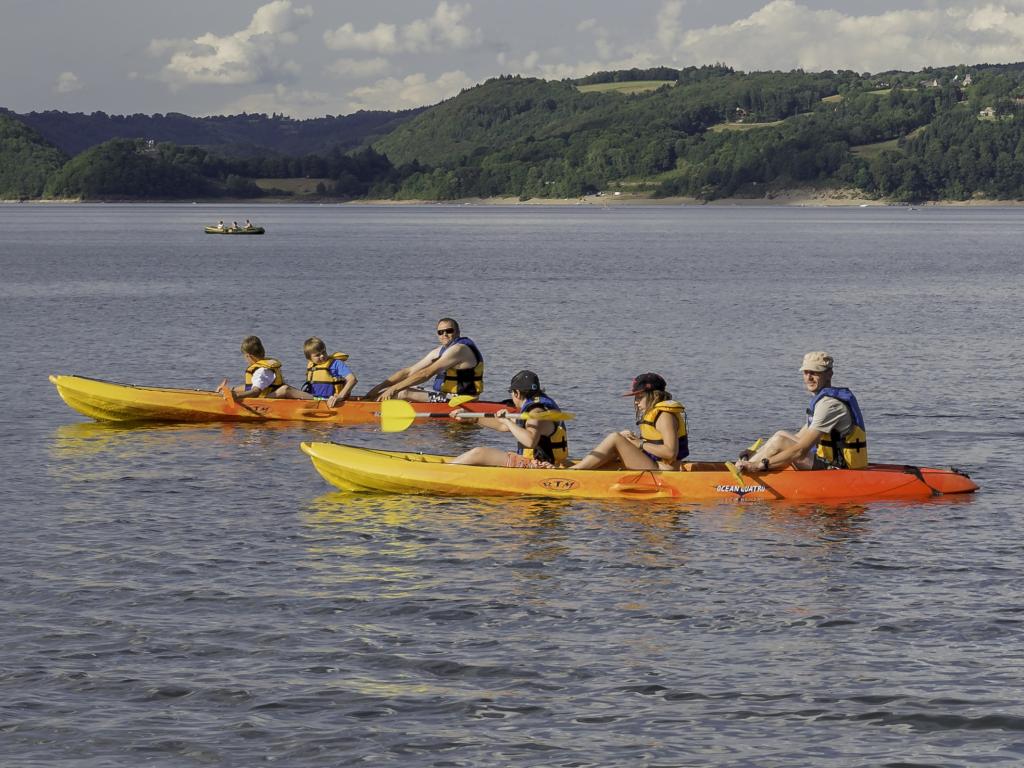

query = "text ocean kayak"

[50,375,507,425]
[301,442,979,501]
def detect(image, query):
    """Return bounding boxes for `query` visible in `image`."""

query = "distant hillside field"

[577,80,675,94]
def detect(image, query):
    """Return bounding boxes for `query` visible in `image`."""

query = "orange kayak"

[301,442,979,501]
[49,374,507,425]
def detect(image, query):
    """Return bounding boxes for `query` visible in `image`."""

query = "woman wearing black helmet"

[570,373,688,471]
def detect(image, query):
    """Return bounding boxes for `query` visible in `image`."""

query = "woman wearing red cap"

[569,373,688,471]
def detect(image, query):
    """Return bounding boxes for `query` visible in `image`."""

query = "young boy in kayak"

[302,336,357,408]
[449,370,569,468]
[364,317,484,402]
[219,335,311,401]
[735,351,867,473]
[569,373,688,471]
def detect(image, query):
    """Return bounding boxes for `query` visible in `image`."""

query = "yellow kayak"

[50,374,507,424]
[301,442,979,501]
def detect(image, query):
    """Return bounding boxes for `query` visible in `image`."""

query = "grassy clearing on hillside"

[577,80,675,94]
[708,120,787,132]
[850,125,928,158]
[822,88,918,104]
[850,138,900,158]
[254,178,330,194]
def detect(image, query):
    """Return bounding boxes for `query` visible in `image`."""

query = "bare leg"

[450,446,510,466]
[397,388,434,403]
[269,384,314,400]
[747,430,815,469]
[570,431,659,471]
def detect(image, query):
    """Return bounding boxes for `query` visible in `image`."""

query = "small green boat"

[204,226,265,235]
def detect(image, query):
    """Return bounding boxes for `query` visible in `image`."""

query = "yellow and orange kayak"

[301,442,979,501]
[50,375,506,425]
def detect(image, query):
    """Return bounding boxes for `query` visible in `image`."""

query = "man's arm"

[364,350,436,399]
[376,345,473,400]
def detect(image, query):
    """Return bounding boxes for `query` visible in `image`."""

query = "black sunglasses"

[436,328,457,335]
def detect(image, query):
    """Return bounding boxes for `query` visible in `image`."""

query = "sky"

[3,0,1024,119]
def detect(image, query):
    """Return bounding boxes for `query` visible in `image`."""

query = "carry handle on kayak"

[380,398,574,433]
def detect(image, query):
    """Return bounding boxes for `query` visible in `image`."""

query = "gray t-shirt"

[808,396,852,437]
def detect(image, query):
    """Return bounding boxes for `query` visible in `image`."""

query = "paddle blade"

[447,395,478,408]
[379,399,417,433]
[524,410,574,422]
[724,461,746,488]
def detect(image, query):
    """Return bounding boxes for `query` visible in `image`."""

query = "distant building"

[979,106,997,119]
[963,74,973,86]
[734,106,749,122]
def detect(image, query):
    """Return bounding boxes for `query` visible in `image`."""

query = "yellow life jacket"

[639,400,689,465]
[244,358,284,396]
[517,395,569,465]
[305,353,350,397]
[808,388,868,469]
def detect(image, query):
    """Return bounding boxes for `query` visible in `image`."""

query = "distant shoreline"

[5,189,1024,207]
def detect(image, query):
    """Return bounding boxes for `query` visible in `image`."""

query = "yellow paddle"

[725,438,766,487]
[380,398,574,433]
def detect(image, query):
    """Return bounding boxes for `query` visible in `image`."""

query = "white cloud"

[215,83,335,118]
[325,57,390,79]
[656,0,685,53]
[671,0,1024,72]
[150,0,312,87]
[346,70,475,110]
[323,22,398,54]
[324,2,481,54]
[55,71,82,93]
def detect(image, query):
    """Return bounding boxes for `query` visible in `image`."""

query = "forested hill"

[376,63,1024,202]
[0,113,67,198]
[5,63,1024,202]
[3,108,423,157]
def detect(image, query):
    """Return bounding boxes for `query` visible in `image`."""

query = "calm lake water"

[1,202,1022,767]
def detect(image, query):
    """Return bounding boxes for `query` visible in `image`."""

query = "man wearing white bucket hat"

[736,351,868,473]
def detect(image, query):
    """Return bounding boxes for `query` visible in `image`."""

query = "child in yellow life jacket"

[302,336,357,408]
[569,372,688,471]
[450,370,569,468]
[219,335,312,402]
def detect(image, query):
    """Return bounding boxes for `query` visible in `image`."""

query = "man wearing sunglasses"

[735,351,868,473]
[365,318,485,402]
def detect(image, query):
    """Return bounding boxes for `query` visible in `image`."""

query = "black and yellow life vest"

[244,358,284,395]
[516,394,569,465]
[639,400,689,465]
[807,387,868,469]
[431,336,484,396]
[305,353,350,398]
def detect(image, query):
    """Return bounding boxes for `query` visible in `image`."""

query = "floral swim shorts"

[504,452,554,469]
